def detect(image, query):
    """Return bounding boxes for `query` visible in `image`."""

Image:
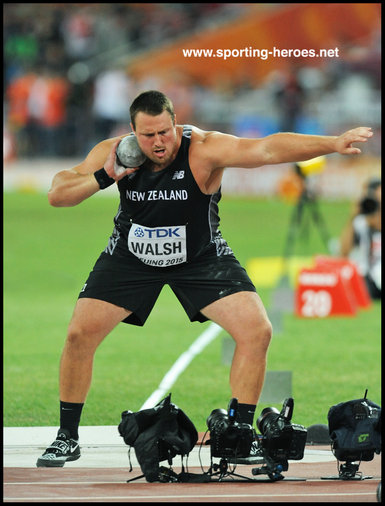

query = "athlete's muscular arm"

[48,138,138,207]
[200,127,373,170]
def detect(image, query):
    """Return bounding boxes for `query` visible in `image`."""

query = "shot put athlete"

[37,90,373,467]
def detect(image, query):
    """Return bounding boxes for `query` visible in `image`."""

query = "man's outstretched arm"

[202,127,373,170]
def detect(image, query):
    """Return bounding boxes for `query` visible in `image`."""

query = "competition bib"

[128,223,187,267]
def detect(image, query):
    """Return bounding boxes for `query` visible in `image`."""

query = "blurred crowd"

[4,3,381,161]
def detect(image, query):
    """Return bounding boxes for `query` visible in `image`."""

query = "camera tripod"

[206,456,305,483]
[207,457,256,482]
[321,460,373,481]
[270,175,331,318]
[283,178,331,260]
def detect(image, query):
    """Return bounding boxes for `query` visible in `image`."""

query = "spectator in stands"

[91,66,134,142]
[27,67,70,156]
[6,69,38,157]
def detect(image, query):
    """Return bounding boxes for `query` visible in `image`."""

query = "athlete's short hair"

[130,90,175,129]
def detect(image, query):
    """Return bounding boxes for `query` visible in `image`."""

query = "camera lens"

[206,409,228,431]
[360,196,379,215]
[257,407,280,434]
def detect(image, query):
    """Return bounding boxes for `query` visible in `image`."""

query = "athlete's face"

[132,111,178,168]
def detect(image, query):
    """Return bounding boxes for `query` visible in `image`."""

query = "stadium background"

[4,3,381,429]
[4,3,381,195]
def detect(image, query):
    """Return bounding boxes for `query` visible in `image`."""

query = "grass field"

[4,191,381,431]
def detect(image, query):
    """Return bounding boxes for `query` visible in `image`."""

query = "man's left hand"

[336,127,373,155]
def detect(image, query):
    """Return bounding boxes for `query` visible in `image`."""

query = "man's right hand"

[104,139,140,181]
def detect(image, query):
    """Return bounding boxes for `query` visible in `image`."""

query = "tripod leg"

[283,193,307,258]
[308,199,331,252]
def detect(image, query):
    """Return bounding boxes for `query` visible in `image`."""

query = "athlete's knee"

[250,317,272,353]
[65,322,103,354]
[257,318,273,351]
[233,316,272,354]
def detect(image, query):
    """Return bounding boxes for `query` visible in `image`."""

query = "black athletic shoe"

[227,441,265,465]
[36,429,81,467]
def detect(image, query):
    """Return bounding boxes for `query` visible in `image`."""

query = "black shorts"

[78,251,256,326]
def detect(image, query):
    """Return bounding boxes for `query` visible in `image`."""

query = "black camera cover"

[118,394,198,482]
[328,396,381,462]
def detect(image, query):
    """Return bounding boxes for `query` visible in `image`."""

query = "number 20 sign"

[295,268,357,317]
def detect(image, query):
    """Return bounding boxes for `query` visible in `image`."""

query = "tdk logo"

[172,170,184,180]
[134,227,145,238]
[135,226,181,238]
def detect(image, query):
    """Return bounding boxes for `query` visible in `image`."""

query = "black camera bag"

[327,396,381,461]
[118,393,198,482]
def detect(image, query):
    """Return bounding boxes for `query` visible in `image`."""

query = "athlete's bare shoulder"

[183,125,230,194]
[188,125,220,144]
[187,124,239,170]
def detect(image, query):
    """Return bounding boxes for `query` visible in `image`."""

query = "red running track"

[4,449,381,503]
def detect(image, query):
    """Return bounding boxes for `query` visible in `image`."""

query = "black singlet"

[103,125,233,268]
